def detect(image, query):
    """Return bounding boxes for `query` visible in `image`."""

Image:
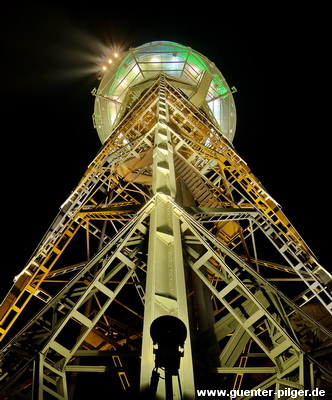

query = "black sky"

[0,2,330,294]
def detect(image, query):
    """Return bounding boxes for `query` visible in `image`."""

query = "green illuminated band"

[93,41,236,143]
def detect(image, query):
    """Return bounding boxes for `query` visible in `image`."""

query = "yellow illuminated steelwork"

[1,42,332,400]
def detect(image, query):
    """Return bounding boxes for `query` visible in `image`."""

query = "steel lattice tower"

[0,41,332,400]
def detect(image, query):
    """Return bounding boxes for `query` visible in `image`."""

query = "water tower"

[0,41,331,399]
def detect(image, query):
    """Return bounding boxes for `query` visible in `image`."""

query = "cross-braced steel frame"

[0,74,331,400]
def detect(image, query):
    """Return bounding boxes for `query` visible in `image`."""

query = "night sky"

[0,2,330,296]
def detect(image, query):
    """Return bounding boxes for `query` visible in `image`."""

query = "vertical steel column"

[140,77,195,398]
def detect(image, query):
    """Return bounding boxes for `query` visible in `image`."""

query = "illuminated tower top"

[93,40,236,143]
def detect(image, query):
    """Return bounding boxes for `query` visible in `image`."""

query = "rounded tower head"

[93,41,236,143]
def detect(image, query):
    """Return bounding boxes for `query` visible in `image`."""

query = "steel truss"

[0,75,331,399]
